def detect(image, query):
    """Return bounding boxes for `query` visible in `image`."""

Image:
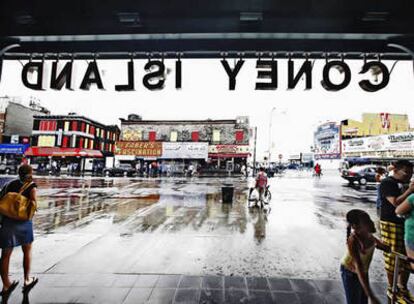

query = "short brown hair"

[18,164,33,181]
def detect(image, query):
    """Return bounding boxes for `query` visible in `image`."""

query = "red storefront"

[25,147,104,175]
[207,144,250,173]
[27,115,120,175]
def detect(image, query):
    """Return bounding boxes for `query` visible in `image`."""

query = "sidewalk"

[4,273,389,304]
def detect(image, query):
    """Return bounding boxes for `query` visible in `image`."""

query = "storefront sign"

[208,145,250,158]
[0,144,29,154]
[115,141,162,156]
[25,147,103,157]
[161,142,208,159]
[313,123,341,159]
[342,131,414,154]
[16,59,390,92]
[387,132,414,151]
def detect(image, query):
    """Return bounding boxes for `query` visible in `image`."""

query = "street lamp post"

[268,107,277,166]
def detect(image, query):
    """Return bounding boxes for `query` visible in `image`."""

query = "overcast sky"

[0,58,413,160]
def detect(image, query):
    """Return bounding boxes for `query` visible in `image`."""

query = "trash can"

[222,185,234,203]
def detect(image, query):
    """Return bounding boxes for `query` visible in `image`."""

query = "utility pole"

[268,107,276,165]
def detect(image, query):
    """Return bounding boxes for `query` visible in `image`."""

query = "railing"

[390,251,414,304]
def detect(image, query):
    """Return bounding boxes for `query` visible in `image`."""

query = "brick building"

[117,115,250,175]
[0,97,50,166]
[26,114,120,173]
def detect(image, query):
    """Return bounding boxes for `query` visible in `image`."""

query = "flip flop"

[22,277,38,292]
[0,280,19,297]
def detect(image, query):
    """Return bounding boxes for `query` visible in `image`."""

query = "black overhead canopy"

[0,0,414,59]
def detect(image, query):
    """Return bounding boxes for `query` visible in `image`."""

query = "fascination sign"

[18,59,390,92]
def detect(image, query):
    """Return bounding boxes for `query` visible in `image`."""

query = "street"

[2,170,385,282]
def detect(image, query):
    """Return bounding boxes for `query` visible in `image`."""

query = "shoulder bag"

[0,182,37,221]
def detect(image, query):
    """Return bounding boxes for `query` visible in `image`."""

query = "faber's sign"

[19,59,390,92]
[115,141,162,157]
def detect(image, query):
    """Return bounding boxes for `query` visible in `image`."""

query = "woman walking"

[0,164,38,297]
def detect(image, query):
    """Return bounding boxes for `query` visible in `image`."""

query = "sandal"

[22,277,38,292]
[0,280,19,297]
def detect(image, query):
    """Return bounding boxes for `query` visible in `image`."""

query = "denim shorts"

[340,265,368,304]
[406,240,414,251]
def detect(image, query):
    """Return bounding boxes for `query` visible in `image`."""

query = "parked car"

[287,163,300,170]
[341,165,383,185]
[103,163,137,177]
[0,162,17,175]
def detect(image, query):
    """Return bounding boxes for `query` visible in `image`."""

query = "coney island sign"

[16,58,390,92]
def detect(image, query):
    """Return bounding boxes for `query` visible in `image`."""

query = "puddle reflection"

[25,177,254,236]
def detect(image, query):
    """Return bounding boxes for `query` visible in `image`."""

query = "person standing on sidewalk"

[0,165,38,297]
[396,192,414,271]
[375,167,387,216]
[341,209,389,304]
[379,160,414,301]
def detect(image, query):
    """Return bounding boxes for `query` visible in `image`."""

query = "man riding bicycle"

[314,163,322,177]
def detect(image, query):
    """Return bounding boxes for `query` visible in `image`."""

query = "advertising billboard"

[313,123,341,160]
[342,131,414,154]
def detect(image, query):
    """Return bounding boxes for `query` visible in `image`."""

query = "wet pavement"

[0,273,390,304]
[0,170,402,303]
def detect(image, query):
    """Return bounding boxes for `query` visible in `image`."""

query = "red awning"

[25,147,103,158]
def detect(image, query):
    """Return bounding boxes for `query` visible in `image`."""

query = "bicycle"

[249,185,272,209]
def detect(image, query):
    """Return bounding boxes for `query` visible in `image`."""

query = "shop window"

[192,131,199,142]
[33,120,40,131]
[39,121,45,131]
[71,121,78,131]
[84,139,89,149]
[89,140,94,149]
[149,131,156,142]
[38,135,55,147]
[212,130,221,143]
[39,121,57,131]
[50,121,57,131]
[64,121,70,131]
[235,131,244,142]
[85,124,90,134]
[62,136,69,148]
[170,131,178,142]
[57,120,64,130]
[123,129,142,141]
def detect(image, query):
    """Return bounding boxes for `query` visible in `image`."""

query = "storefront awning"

[25,147,103,158]
[0,144,29,155]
